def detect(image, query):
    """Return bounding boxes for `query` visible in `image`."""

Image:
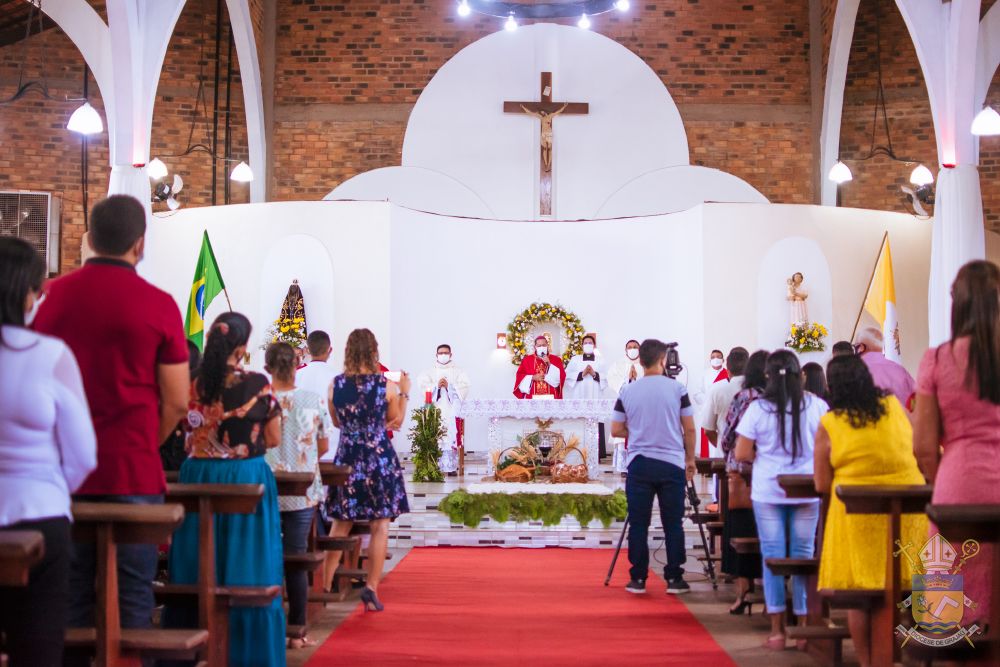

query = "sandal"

[287,636,318,649]
[763,634,786,651]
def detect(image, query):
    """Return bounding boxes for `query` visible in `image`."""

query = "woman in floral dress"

[322,328,410,612]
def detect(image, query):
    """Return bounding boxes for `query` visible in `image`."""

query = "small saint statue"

[786,272,809,325]
[519,103,568,170]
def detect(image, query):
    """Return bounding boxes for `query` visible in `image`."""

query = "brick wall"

[271,0,815,203]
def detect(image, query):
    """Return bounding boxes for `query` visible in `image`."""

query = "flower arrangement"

[506,302,586,366]
[786,321,828,353]
[260,316,306,350]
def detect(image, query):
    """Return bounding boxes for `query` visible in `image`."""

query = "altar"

[458,399,616,481]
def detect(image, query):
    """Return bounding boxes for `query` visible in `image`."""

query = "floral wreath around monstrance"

[506,302,586,366]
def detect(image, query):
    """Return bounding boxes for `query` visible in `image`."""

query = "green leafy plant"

[408,404,447,483]
[438,489,628,528]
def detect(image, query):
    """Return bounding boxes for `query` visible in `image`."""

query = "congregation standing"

[1,193,999,666]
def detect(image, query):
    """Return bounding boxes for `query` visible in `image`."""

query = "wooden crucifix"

[503,72,588,216]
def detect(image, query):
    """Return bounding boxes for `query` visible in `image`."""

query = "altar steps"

[389,455,717,550]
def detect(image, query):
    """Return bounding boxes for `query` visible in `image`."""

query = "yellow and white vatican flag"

[864,237,901,362]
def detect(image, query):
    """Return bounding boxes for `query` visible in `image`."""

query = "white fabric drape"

[928,164,986,345]
[107,164,153,221]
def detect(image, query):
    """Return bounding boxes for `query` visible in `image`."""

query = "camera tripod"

[603,478,718,589]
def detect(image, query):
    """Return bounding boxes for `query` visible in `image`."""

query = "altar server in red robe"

[697,349,730,457]
[513,336,566,399]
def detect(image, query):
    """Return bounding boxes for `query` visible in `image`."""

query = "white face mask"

[710,358,724,369]
[583,343,595,355]
[24,292,45,327]
[536,346,548,357]
[626,348,639,360]
[437,354,451,365]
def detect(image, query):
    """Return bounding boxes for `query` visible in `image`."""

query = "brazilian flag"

[184,231,226,350]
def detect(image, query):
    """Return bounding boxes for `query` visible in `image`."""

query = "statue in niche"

[786,272,809,325]
[519,103,568,170]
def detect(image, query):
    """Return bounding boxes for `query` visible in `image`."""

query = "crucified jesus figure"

[519,103,569,170]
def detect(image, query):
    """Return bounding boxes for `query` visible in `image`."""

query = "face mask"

[24,292,45,327]
[626,349,639,360]
[437,354,451,365]
[536,346,548,356]
[583,344,595,355]
[710,358,724,369]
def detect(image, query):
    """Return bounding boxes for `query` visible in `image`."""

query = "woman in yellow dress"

[814,354,927,667]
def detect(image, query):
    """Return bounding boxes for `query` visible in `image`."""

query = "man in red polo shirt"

[34,194,189,639]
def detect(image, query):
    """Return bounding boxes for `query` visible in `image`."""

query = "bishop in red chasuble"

[513,336,566,399]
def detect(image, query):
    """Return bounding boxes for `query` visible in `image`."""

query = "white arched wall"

[325,166,497,218]
[256,235,336,366]
[819,0,861,207]
[400,23,690,220]
[755,237,834,353]
[594,166,767,218]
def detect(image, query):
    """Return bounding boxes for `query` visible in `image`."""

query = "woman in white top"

[735,349,827,652]
[0,237,97,666]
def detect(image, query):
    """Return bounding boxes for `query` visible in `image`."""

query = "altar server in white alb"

[608,340,643,473]
[565,335,609,458]
[565,335,607,399]
[415,344,470,476]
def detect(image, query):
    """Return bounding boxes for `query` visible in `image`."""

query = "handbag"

[727,470,753,510]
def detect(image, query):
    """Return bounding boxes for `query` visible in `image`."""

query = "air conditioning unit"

[0,190,60,274]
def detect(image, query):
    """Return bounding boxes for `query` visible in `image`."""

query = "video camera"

[663,342,683,379]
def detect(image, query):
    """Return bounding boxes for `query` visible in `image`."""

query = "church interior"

[2,1,1000,666]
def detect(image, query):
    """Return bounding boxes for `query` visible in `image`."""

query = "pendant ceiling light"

[971,107,1000,136]
[67,102,104,135]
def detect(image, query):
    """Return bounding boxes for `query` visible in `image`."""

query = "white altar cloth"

[465,482,613,496]
[459,399,616,480]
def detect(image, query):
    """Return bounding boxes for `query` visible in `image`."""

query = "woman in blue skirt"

[165,312,286,666]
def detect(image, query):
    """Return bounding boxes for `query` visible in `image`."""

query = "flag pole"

[222,288,234,312]
[850,231,889,342]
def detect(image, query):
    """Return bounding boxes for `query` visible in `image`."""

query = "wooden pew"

[272,471,325,640]
[0,531,44,586]
[66,502,208,667]
[774,474,849,664]
[311,463,367,603]
[836,484,933,667]
[922,503,1000,662]
[159,483,281,667]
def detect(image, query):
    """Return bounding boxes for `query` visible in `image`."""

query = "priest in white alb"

[415,344,470,475]
[565,334,608,457]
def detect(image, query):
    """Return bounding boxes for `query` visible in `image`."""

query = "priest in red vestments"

[513,336,566,399]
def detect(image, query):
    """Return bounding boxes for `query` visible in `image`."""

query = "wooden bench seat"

[65,627,210,660]
[0,530,44,586]
[154,583,282,608]
[819,588,883,609]
[786,625,850,666]
[730,537,760,554]
[273,471,314,497]
[764,557,819,577]
[776,474,820,499]
[694,457,723,476]
[283,552,326,573]
[688,512,719,526]
[316,535,361,551]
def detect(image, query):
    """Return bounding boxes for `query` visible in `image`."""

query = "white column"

[896,0,986,344]
[226,0,267,203]
[819,0,861,207]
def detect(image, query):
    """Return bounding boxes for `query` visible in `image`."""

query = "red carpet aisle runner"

[306,547,735,667]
